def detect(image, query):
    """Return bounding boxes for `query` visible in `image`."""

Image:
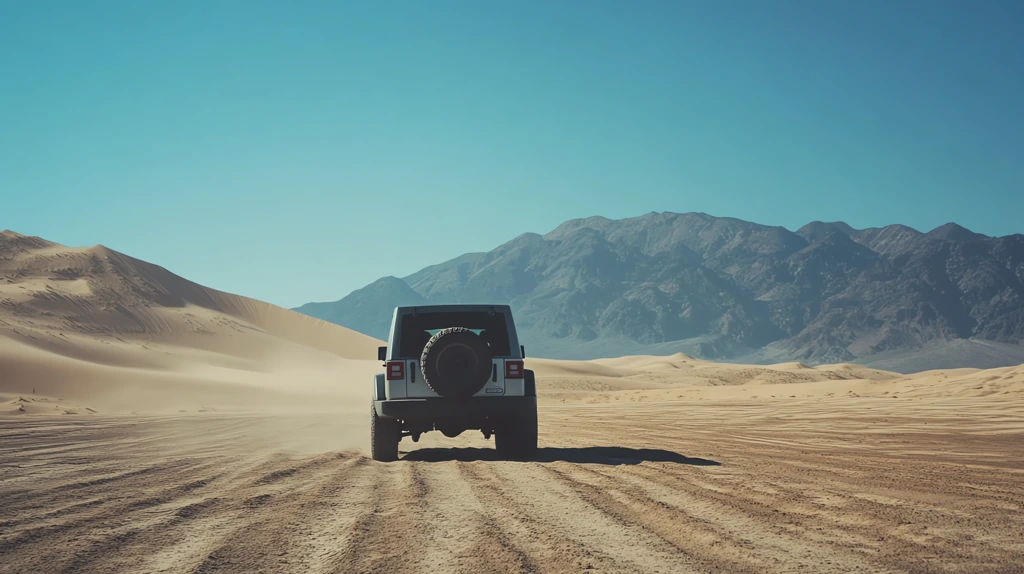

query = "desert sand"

[2,231,1024,573]
[0,231,381,413]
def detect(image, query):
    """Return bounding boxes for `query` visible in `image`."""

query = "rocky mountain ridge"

[294,213,1024,370]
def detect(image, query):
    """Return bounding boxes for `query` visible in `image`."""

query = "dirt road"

[2,399,1023,574]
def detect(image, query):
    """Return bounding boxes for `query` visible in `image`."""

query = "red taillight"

[505,360,524,379]
[386,361,405,380]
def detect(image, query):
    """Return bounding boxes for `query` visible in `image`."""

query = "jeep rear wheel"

[370,401,400,462]
[495,408,538,461]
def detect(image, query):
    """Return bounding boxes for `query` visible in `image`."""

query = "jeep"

[370,304,538,461]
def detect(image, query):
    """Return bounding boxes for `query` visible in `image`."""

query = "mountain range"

[293,212,1024,372]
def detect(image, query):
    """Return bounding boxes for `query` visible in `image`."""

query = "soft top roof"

[394,304,512,315]
[386,304,521,359]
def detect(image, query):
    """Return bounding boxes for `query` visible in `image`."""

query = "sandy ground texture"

[3,230,1024,573]
[2,390,1023,574]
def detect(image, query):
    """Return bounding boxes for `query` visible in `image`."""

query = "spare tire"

[420,327,493,398]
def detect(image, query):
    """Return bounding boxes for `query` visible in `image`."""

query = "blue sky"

[2,1,1023,308]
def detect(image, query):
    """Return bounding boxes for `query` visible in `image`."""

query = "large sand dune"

[2,229,1024,572]
[0,231,381,412]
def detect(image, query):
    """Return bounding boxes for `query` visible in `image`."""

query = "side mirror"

[520,345,526,358]
[378,346,387,361]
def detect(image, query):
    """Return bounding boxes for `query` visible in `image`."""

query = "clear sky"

[3,1,1023,308]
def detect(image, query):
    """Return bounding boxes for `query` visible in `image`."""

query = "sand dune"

[0,231,381,412]
[528,351,917,404]
[0,393,92,415]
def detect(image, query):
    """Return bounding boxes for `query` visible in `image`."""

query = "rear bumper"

[374,396,536,421]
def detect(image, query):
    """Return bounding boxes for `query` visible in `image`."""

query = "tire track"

[186,454,371,574]
[625,456,1024,573]
[0,460,225,567]
[458,462,623,573]
[320,459,439,573]
[142,454,370,574]
[577,462,891,573]
[541,464,757,573]
[492,462,707,573]
[414,461,538,574]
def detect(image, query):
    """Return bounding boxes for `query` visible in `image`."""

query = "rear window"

[398,311,511,358]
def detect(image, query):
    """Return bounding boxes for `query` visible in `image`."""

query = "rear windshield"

[398,311,511,358]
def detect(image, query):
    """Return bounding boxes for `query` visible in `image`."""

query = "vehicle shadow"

[400,446,720,466]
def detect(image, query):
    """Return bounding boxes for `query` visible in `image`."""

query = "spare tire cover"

[420,327,493,398]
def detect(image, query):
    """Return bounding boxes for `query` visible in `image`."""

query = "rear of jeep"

[370,304,538,462]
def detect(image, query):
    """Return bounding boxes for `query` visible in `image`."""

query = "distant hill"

[293,212,1024,371]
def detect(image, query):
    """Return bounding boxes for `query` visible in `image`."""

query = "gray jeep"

[370,304,538,461]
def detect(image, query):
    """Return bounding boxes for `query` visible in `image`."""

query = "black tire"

[370,401,400,462]
[420,327,493,398]
[495,407,538,461]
